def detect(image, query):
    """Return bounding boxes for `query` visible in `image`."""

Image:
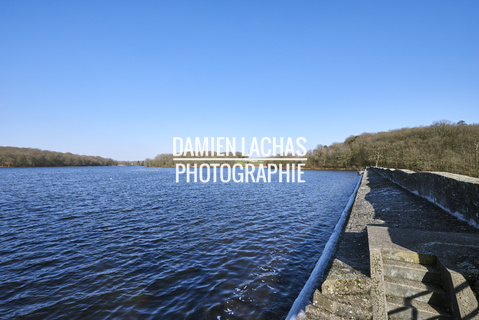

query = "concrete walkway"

[301,168,479,319]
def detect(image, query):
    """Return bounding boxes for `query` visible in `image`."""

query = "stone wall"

[371,167,479,228]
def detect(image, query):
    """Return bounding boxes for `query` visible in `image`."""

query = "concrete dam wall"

[371,167,479,228]
[295,169,479,320]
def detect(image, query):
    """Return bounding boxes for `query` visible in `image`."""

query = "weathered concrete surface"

[372,167,479,227]
[302,168,479,319]
[367,226,479,269]
[368,225,479,319]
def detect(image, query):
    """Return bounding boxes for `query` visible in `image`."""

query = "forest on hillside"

[0,147,117,167]
[145,121,479,177]
[306,121,479,177]
[5,121,477,176]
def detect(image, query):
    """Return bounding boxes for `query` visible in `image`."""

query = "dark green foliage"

[307,121,479,177]
[0,147,117,167]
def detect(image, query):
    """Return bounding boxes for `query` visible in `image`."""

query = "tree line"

[144,121,479,177]
[306,121,479,177]
[144,152,247,167]
[4,121,478,177]
[0,147,117,167]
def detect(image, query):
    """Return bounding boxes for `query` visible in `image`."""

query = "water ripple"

[0,166,359,319]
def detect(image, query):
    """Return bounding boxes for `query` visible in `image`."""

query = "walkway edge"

[285,173,364,320]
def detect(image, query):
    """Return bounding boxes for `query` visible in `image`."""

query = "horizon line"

[173,158,308,161]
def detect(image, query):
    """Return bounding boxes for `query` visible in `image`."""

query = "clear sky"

[1,1,478,161]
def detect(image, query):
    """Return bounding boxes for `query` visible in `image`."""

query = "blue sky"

[1,1,478,160]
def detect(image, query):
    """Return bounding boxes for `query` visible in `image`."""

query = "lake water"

[0,167,359,319]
